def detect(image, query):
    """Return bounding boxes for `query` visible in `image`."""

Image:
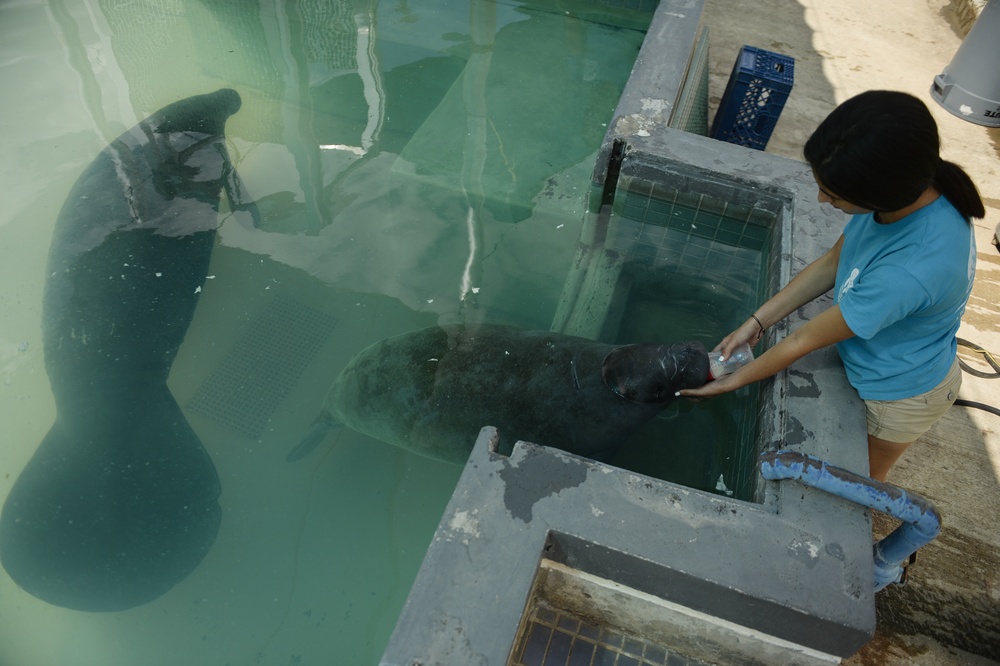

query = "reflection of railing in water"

[75,0,387,235]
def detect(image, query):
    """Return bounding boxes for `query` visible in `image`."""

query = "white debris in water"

[556,223,564,229]
[155,272,162,277]
[715,474,733,496]
[471,287,480,294]
[426,299,434,304]
[590,505,604,517]
[428,358,438,362]
[194,286,202,294]
[206,275,216,279]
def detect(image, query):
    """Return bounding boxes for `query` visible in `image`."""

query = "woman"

[679,90,984,482]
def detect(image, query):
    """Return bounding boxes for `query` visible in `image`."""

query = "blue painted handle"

[759,450,941,591]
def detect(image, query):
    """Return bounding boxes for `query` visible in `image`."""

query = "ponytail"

[934,160,986,220]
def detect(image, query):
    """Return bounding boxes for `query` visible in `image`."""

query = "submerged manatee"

[0,89,243,612]
[289,323,709,464]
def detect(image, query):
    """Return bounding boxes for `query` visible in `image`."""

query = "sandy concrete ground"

[701,0,1000,663]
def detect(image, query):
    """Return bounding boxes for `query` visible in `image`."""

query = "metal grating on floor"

[187,297,337,439]
[510,603,708,666]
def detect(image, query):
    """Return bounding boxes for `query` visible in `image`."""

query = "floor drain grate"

[187,297,337,439]
[511,602,707,666]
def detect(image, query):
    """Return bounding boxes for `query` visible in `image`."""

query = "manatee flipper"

[286,417,341,462]
[223,159,264,228]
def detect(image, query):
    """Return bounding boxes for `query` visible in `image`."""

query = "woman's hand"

[675,317,762,402]
[680,304,856,402]
[676,235,849,403]
[676,372,740,400]
[715,317,764,360]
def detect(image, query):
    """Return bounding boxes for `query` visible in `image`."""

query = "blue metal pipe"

[759,450,942,591]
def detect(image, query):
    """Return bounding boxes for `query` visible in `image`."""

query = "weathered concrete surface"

[383,428,875,665]
[703,0,1000,662]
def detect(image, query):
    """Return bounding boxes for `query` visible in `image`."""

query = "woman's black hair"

[804,90,985,220]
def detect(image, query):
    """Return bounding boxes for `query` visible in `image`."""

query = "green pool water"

[602,174,775,501]
[0,1,653,664]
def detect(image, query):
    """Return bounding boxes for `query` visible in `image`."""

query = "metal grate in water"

[604,173,774,501]
[510,603,708,666]
[606,175,773,298]
[187,297,337,439]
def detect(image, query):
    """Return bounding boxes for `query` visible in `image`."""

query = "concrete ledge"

[382,428,874,664]
[532,560,841,666]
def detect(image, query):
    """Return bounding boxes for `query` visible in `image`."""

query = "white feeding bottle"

[707,342,754,380]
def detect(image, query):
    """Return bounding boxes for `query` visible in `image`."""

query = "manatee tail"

[0,389,221,612]
[286,416,340,462]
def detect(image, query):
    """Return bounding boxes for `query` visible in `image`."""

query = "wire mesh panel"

[601,172,776,500]
[670,27,711,136]
[606,174,772,312]
[187,297,337,439]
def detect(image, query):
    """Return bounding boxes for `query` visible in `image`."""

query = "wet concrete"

[703,0,1000,662]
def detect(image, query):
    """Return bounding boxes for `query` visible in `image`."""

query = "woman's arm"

[680,235,852,399]
[716,235,846,359]
[679,304,855,398]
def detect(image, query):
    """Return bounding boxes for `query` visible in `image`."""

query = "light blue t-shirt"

[834,196,976,400]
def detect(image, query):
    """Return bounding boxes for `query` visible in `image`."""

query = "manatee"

[0,89,243,612]
[289,323,709,464]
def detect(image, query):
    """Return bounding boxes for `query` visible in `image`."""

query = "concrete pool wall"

[381,0,875,662]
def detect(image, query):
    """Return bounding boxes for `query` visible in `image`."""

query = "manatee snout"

[601,341,709,404]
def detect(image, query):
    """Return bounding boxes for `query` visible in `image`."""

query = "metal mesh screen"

[187,297,337,439]
[606,174,772,306]
[670,26,711,136]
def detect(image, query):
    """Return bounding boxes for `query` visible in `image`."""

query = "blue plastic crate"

[710,46,795,150]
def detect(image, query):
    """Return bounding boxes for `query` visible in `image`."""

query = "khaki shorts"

[865,358,962,443]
